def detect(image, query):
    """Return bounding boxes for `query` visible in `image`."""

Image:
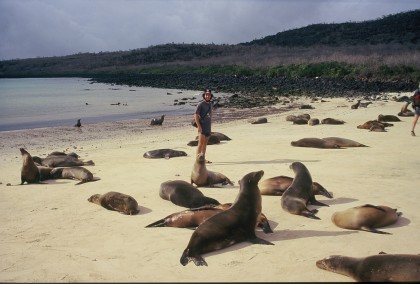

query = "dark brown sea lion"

[20,148,41,184]
[281,162,328,220]
[259,175,333,198]
[251,117,268,124]
[308,118,320,126]
[37,166,53,181]
[195,132,231,141]
[377,114,401,122]
[74,119,82,127]
[143,148,187,159]
[159,180,220,208]
[321,137,368,147]
[150,115,165,126]
[291,138,341,149]
[292,117,309,125]
[191,153,234,187]
[321,118,345,124]
[145,203,273,234]
[32,155,94,168]
[331,204,402,234]
[187,135,220,146]
[180,170,274,266]
[316,253,420,282]
[88,191,139,215]
[50,166,100,185]
[350,100,361,109]
[357,120,393,130]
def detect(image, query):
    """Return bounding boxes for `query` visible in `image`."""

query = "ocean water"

[0,77,207,132]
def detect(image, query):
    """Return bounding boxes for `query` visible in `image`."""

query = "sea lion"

[143,148,187,159]
[74,119,82,127]
[286,115,297,122]
[369,124,387,132]
[292,117,309,125]
[47,151,80,158]
[191,153,234,187]
[350,100,361,109]
[316,253,420,282]
[308,118,320,126]
[281,162,328,220]
[321,117,345,124]
[291,138,341,149]
[50,166,100,185]
[20,148,41,184]
[88,191,139,215]
[357,120,393,130]
[145,203,273,234]
[378,114,401,122]
[37,166,53,181]
[159,180,220,208]
[150,115,165,126]
[195,132,231,141]
[321,137,368,147]
[398,110,415,117]
[187,135,220,146]
[359,101,372,108]
[180,170,274,266]
[331,204,402,234]
[259,175,333,198]
[251,117,268,124]
[32,155,94,168]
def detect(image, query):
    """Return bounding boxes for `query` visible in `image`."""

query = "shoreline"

[0,94,418,282]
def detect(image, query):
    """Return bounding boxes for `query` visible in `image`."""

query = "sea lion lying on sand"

[88,191,139,215]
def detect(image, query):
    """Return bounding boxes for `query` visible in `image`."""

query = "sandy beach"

[0,94,418,282]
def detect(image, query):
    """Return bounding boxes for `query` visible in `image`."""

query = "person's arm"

[194,113,202,132]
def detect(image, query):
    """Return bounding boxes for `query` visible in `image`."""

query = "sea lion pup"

[316,253,420,282]
[50,166,100,185]
[180,170,274,266]
[146,203,273,234]
[150,114,165,126]
[88,191,139,215]
[321,117,345,124]
[32,155,94,168]
[281,162,328,220]
[74,119,82,127]
[331,204,402,234]
[350,100,361,109]
[191,153,234,187]
[20,148,41,184]
[143,148,187,159]
[259,175,333,198]
[321,137,368,147]
[159,180,220,208]
[377,114,401,122]
[250,117,268,124]
[291,138,341,149]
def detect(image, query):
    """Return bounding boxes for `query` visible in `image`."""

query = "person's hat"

[202,89,213,99]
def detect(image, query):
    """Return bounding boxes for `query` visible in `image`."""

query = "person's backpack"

[413,91,420,107]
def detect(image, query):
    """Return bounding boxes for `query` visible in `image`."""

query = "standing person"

[402,85,420,136]
[194,89,213,163]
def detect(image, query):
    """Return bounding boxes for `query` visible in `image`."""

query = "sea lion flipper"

[180,249,207,266]
[360,226,391,234]
[301,209,320,220]
[310,199,329,207]
[250,236,274,245]
[145,218,167,227]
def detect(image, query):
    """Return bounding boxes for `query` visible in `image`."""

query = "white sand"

[0,94,418,282]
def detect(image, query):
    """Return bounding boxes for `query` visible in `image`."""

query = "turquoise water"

[0,78,205,131]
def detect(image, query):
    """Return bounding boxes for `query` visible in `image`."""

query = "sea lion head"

[196,153,206,164]
[87,194,101,204]
[239,170,264,187]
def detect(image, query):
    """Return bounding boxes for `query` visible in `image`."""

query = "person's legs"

[196,134,209,156]
[411,113,419,136]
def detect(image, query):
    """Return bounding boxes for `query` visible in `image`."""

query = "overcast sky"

[0,0,418,60]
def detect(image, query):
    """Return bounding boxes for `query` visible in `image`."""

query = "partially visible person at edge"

[401,84,420,136]
[194,88,213,163]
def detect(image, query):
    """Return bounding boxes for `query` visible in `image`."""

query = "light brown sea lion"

[281,162,328,220]
[377,114,401,122]
[50,166,100,185]
[150,114,165,125]
[321,137,368,147]
[191,153,234,187]
[357,120,393,130]
[20,148,41,184]
[145,203,273,234]
[291,138,341,149]
[180,170,274,266]
[259,175,333,198]
[321,117,345,124]
[32,155,94,168]
[143,148,187,159]
[159,180,220,208]
[251,117,268,124]
[331,204,402,234]
[88,191,139,215]
[316,253,420,282]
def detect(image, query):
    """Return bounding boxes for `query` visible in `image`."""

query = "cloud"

[0,0,418,60]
